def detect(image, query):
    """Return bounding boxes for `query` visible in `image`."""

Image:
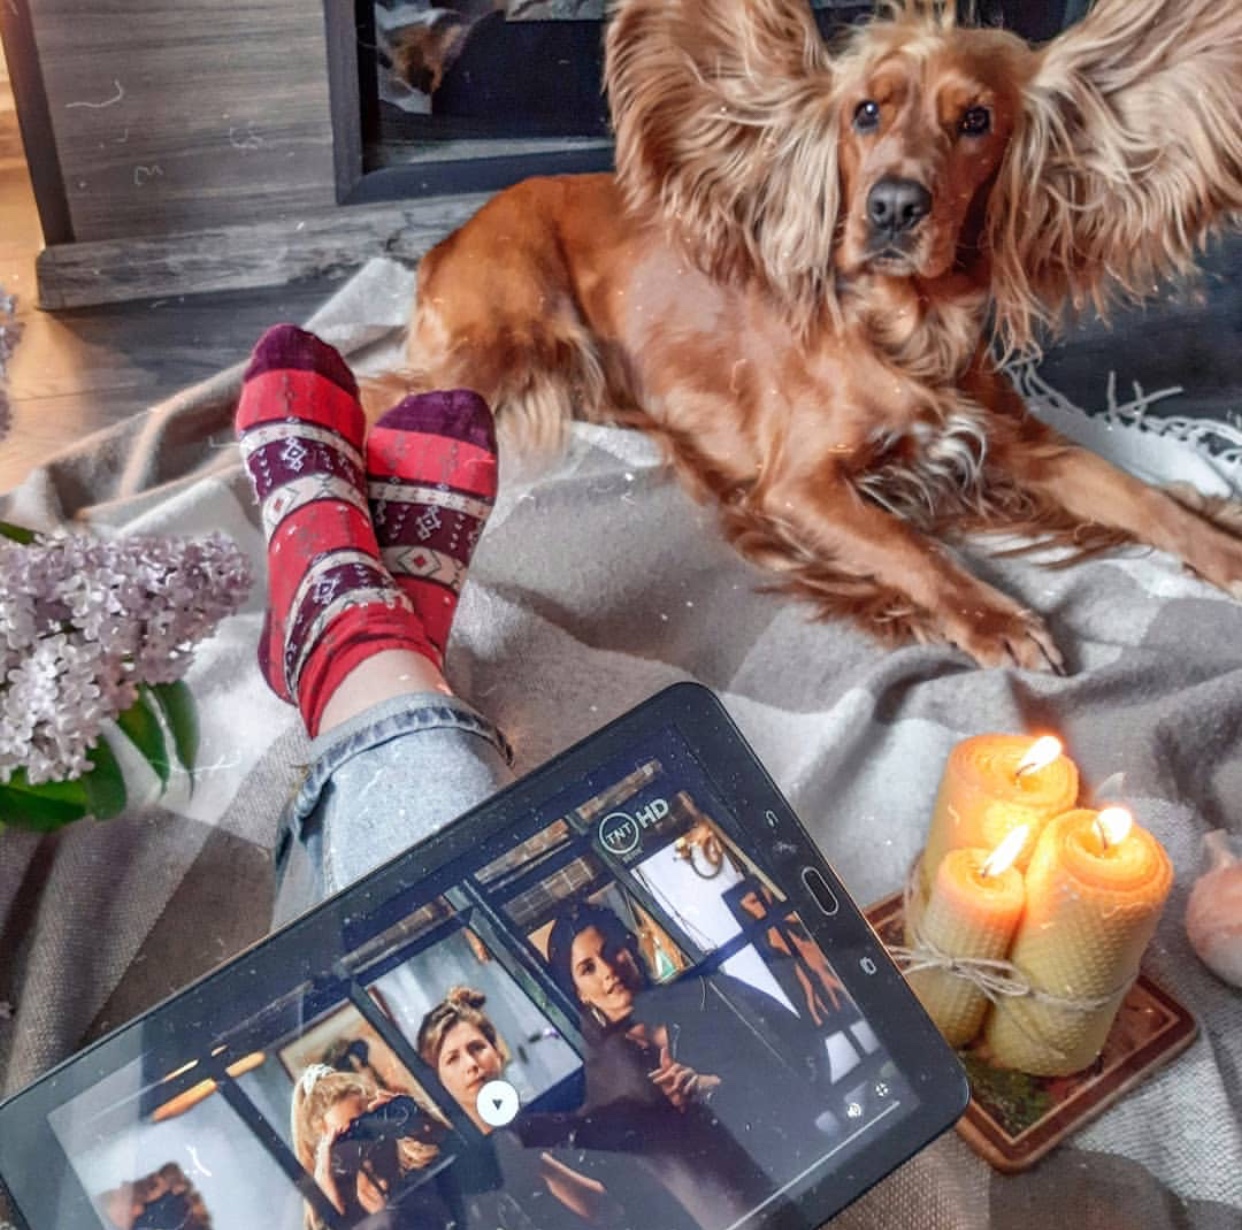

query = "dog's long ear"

[605,0,839,319]
[987,0,1242,357]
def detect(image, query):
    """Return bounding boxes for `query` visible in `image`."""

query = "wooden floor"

[2,61,1239,498]
[0,71,345,494]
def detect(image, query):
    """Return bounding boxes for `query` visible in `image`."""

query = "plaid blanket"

[1,258,1239,1228]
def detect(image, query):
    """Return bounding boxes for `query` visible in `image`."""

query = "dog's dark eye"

[958,106,991,136]
[853,100,881,133]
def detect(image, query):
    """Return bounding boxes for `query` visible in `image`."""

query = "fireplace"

[336,0,1082,206]
[332,0,613,204]
[335,0,872,205]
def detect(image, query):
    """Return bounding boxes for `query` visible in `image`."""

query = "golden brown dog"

[380,0,1242,670]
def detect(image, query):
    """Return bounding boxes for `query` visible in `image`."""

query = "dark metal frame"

[323,0,614,207]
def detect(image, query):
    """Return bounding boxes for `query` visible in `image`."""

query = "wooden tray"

[865,891,1200,1173]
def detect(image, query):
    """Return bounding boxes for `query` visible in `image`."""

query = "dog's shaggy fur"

[375,0,1242,670]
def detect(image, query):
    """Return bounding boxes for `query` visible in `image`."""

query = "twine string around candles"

[890,858,1131,1062]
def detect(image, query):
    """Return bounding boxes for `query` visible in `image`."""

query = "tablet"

[0,682,967,1230]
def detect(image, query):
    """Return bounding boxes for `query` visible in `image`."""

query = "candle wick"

[1094,807,1134,850]
[981,825,1030,878]
[1014,736,1063,779]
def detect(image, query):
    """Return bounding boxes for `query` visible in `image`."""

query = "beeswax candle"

[921,734,1078,893]
[906,827,1028,1047]
[984,807,1173,1076]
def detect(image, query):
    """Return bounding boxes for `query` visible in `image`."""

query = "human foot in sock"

[236,324,438,735]
[365,390,499,667]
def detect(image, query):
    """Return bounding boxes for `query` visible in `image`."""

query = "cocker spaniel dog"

[378,0,1242,670]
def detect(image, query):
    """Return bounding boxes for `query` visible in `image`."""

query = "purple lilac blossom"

[0,530,252,785]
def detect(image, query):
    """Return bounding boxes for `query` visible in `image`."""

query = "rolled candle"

[984,808,1173,1076]
[921,734,1078,893]
[906,846,1026,1047]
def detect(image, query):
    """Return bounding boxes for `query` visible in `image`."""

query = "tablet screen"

[6,695,961,1230]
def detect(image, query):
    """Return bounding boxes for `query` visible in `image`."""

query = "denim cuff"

[283,691,514,849]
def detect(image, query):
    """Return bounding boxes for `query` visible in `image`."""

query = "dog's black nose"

[866,177,933,235]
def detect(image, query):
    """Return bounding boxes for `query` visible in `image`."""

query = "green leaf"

[78,736,128,821]
[0,521,37,545]
[0,738,128,831]
[0,773,92,832]
[149,680,199,772]
[119,689,171,788]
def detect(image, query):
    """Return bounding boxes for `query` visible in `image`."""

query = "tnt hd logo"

[597,797,671,858]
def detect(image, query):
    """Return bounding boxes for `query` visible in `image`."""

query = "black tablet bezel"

[0,681,968,1230]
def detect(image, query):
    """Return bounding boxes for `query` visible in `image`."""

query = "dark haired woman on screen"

[517,901,834,1229]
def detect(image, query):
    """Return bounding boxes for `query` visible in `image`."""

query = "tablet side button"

[801,867,840,916]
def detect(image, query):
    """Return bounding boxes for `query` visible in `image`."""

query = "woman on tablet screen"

[524,901,835,1229]
[290,1066,452,1229]
[416,988,619,1229]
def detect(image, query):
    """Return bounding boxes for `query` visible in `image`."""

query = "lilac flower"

[0,530,252,785]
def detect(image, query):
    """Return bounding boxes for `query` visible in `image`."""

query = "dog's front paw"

[944,599,1064,674]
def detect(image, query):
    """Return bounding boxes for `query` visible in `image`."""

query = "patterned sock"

[236,324,438,736]
[365,390,498,667]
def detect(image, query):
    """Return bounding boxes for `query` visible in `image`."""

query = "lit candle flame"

[981,825,1030,878]
[1094,807,1133,849]
[1015,736,1062,778]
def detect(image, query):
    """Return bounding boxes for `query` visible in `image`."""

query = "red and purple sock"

[365,390,499,665]
[235,324,437,736]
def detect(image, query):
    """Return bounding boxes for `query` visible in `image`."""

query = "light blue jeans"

[271,692,516,926]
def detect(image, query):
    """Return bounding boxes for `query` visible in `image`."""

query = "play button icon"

[477,1079,520,1128]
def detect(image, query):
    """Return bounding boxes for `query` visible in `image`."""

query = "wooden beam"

[0,0,73,243]
[34,193,491,309]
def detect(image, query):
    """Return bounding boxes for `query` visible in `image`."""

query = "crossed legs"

[235,325,515,915]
